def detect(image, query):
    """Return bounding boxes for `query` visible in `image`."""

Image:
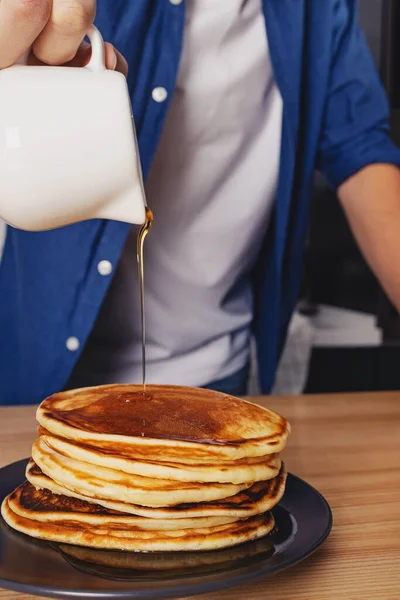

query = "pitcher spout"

[97,186,147,225]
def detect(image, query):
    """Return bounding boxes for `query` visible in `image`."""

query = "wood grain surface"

[0,392,399,600]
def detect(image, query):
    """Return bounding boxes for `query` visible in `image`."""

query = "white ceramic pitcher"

[0,26,147,231]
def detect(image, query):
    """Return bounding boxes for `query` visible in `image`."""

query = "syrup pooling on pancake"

[37,384,288,442]
[36,384,290,461]
[3,384,290,552]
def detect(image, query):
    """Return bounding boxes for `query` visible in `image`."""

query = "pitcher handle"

[15,25,105,71]
[85,26,106,72]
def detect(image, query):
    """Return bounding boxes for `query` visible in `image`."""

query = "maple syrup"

[137,207,153,390]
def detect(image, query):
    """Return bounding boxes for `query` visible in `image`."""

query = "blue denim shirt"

[1,0,400,405]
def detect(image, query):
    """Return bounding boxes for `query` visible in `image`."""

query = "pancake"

[7,482,237,530]
[56,536,275,575]
[41,434,281,484]
[1,497,275,552]
[37,425,278,466]
[26,459,287,519]
[36,384,290,462]
[32,438,251,507]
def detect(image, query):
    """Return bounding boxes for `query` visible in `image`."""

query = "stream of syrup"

[137,207,153,391]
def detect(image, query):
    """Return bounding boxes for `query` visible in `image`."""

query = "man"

[1,0,400,405]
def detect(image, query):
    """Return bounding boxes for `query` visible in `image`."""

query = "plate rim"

[0,458,333,600]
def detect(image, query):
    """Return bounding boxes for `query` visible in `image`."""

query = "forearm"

[339,163,400,312]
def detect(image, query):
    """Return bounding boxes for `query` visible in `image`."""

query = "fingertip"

[104,43,117,70]
[109,51,117,71]
[116,51,129,77]
[104,43,128,76]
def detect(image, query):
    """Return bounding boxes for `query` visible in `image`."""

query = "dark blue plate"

[0,459,332,599]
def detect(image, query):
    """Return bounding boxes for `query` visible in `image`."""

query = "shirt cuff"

[319,129,400,189]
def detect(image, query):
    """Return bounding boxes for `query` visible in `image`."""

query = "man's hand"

[0,0,127,75]
[339,163,400,312]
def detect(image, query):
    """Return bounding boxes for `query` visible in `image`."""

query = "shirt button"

[170,0,183,4]
[152,87,168,103]
[66,337,80,352]
[97,260,113,276]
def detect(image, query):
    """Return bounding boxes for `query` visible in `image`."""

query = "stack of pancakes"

[2,384,290,552]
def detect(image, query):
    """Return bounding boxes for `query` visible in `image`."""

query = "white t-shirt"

[71,0,283,388]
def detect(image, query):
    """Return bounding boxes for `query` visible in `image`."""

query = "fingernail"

[111,51,117,70]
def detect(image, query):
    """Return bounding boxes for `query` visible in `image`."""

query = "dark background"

[303,0,400,393]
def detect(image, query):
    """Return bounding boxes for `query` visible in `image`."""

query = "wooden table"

[0,392,399,600]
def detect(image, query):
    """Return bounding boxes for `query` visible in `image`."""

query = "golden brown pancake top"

[39,384,289,444]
